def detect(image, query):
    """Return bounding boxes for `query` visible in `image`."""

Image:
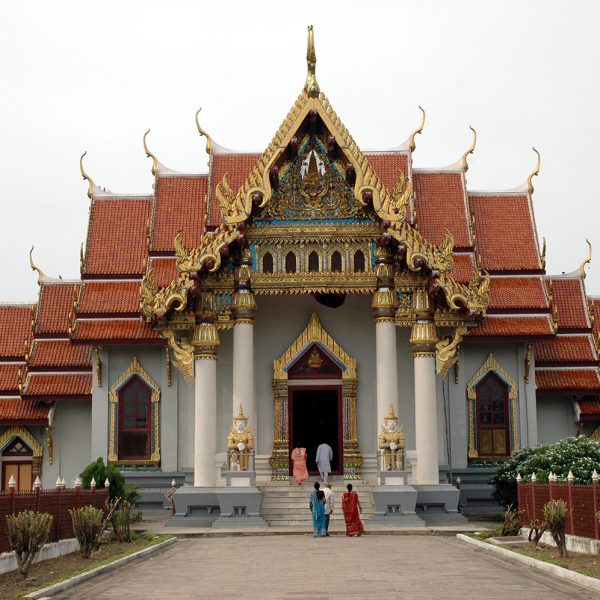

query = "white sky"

[1,0,599,302]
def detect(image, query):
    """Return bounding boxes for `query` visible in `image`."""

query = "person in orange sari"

[291,447,308,485]
[342,483,364,536]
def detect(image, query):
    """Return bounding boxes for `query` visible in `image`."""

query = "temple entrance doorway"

[289,386,342,475]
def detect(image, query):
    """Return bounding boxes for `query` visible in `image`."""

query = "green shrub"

[6,511,53,579]
[492,437,600,507]
[500,504,522,536]
[70,506,104,558]
[80,458,125,501]
[544,499,569,557]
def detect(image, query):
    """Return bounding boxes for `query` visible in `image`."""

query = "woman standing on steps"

[291,446,308,485]
[342,483,364,537]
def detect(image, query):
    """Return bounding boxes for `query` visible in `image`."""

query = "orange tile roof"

[488,277,549,310]
[72,319,162,342]
[36,283,79,335]
[29,340,92,368]
[23,373,92,398]
[0,364,20,393]
[78,281,140,315]
[452,253,476,284]
[467,315,554,338]
[578,398,600,416]
[84,198,152,276]
[364,153,410,192]
[469,194,541,271]
[536,369,600,392]
[0,305,33,359]
[535,335,597,364]
[0,399,50,423]
[414,172,471,248]
[150,258,178,288]
[208,153,260,227]
[151,176,208,252]
[550,278,590,331]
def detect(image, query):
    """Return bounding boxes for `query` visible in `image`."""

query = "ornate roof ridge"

[0,302,36,307]
[91,194,153,201]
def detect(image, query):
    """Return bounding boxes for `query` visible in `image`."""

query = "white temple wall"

[537,396,577,444]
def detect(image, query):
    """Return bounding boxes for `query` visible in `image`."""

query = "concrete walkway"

[57,535,597,599]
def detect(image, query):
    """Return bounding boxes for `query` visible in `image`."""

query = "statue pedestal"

[370,484,424,527]
[225,470,256,487]
[378,470,409,486]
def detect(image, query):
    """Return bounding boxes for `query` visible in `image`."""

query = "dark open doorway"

[289,386,342,475]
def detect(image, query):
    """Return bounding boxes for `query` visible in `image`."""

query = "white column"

[194,357,217,487]
[233,322,255,429]
[413,352,439,484]
[375,320,399,429]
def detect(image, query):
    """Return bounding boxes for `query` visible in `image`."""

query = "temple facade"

[1,28,599,522]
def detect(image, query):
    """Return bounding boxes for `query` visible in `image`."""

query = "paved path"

[58,535,597,599]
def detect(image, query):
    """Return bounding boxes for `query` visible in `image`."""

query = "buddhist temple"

[1,27,599,524]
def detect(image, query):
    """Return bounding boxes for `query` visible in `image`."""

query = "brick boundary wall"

[0,487,109,553]
[518,480,600,540]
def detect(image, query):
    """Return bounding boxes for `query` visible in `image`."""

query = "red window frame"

[118,375,152,460]
[475,372,510,457]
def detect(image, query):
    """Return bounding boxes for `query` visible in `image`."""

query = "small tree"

[6,511,53,579]
[70,505,114,558]
[544,499,569,557]
[527,519,547,547]
[80,457,125,501]
[501,504,522,536]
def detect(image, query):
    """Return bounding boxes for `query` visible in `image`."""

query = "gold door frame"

[270,312,362,479]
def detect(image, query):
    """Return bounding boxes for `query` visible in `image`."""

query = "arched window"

[2,438,33,491]
[353,250,365,272]
[262,252,274,274]
[119,375,152,460]
[475,373,509,457]
[308,251,319,272]
[330,251,342,272]
[285,252,297,273]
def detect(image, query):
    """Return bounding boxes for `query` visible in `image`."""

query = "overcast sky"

[1,0,599,302]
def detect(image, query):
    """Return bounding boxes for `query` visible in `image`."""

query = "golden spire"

[236,403,248,420]
[29,246,46,286]
[461,126,477,172]
[143,130,159,176]
[386,404,398,420]
[527,147,541,195]
[195,108,213,155]
[408,106,426,152]
[579,239,592,279]
[79,152,95,199]
[304,25,319,98]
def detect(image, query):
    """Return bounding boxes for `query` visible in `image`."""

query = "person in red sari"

[291,447,308,485]
[342,483,364,536]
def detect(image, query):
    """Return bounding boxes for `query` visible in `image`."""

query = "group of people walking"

[292,442,364,537]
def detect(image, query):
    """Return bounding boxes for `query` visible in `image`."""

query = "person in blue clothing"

[309,482,326,537]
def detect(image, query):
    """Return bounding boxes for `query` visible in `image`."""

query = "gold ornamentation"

[195,108,213,156]
[524,343,533,384]
[79,151,95,199]
[304,25,319,98]
[29,246,46,286]
[461,126,477,172]
[435,326,467,378]
[45,426,53,465]
[227,404,255,471]
[94,346,102,387]
[527,147,541,195]
[163,329,194,380]
[108,356,160,465]
[80,242,85,272]
[579,239,592,279]
[0,426,43,478]
[466,353,519,459]
[540,237,546,270]
[375,170,412,222]
[192,322,220,360]
[408,106,426,153]
[165,346,172,387]
[454,357,460,385]
[143,130,159,176]
[378,404,405,471]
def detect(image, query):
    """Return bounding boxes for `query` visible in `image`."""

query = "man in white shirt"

[323,482,334,536]
[316,442,333,483]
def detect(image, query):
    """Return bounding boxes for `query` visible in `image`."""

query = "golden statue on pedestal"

[378,404,405,471]
[227,404,255,471]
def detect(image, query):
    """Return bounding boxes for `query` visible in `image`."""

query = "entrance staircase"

[259,478,374,528]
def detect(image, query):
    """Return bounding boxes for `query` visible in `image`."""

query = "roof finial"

[79,152,95,199]
[305,25,319,98]
[143,130,159,176]
[461,126,477,172]
[527,147,541,195]
[195,108,213,156]
[29,246,46,286]
[408,106,426,153]
[579,239,592,279]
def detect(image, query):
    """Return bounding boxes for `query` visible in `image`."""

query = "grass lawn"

[0,532,171,599]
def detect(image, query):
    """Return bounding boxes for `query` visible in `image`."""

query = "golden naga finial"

[527,147,541,195]
[29,246,46,286]
[540,237,546,270]
[304,25,319,98]
[579,239,592,279]
[408,106,426,153]
[143,130,159,176]
[195,108,213,155]
[79,152,95,199]
[461,126,477,172]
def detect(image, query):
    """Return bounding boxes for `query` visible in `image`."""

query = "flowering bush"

[491,437,600,507]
